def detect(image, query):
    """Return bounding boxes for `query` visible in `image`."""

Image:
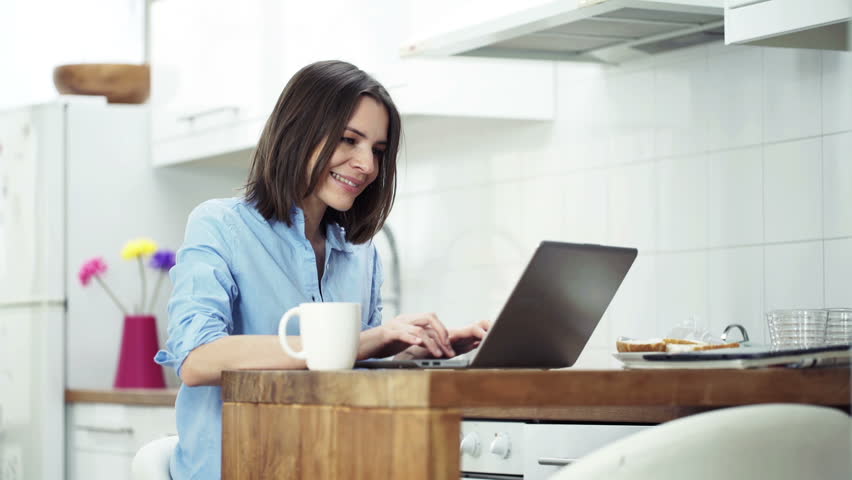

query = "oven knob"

[460,432,481,457]
[489,433,511,459]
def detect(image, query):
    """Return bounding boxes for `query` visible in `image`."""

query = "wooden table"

[221,368,850,479]
[65,388,178,406]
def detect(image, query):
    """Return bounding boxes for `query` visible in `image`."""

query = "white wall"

[64,103,248,389]
[0,0,145,110]
[388,43,852,369]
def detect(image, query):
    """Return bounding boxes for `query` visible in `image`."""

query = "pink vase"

[114,314,166,389]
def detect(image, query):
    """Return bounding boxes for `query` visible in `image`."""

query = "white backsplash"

[386,43,852,369]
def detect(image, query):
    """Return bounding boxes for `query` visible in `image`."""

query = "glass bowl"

[825,308,852,346]
[767,309,827,348]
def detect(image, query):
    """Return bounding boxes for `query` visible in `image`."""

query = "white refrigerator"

[0,96,249,479]
[0,100,69,479]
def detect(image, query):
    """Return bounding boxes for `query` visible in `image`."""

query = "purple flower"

[149,250,176,271]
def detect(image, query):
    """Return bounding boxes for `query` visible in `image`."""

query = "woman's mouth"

[330,171,361,193]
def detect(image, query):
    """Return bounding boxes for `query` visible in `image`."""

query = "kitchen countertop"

[220,368,851,479]
[223,367,851,422]
[65,388,178,406]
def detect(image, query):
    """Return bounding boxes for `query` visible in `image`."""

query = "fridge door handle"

[0,299,66,309]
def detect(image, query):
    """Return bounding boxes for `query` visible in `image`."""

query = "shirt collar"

[290,205,353,253]
[325,221,354,253]
[269,205,352,253]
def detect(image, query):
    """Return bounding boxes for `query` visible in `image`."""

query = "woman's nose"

[351,145,376,174]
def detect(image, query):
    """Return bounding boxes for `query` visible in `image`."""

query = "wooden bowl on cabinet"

[53,63,150,104]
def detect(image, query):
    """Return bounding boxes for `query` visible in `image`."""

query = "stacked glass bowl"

[767,308,852,348]
[825,308,852,346]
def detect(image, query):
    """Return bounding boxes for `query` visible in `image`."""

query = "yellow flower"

[121,238,159,260]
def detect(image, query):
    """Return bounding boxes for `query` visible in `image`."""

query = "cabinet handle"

[538,457,577,466]
[74,425,134,435]
[177,106,240,123]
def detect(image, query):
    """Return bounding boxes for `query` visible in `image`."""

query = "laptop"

[355,241,638,369]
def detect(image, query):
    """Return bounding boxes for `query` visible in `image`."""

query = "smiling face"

[303,95,389,216]
[245,61,401,244]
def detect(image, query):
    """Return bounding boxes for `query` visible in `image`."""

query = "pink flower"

[78,257,108,286]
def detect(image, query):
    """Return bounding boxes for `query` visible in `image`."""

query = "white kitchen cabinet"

[66,403,177,480]
[725,0,852,50]
[149,0,399,167]
[375,57,554,120]
[523,423,648,479]
[149,0,555,167]
[149,0,280,167]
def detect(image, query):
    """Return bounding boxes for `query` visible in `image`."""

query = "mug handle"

[278,306,306,360]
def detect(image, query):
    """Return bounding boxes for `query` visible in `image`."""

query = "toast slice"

[664,340,741,353]
[617,338,741,353]
[692,342,740,351]
[663,338,704,345]
[616,338,667,353]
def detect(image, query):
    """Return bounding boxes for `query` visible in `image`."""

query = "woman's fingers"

[418,326,454,357]
[403,314,453,356]
[472,326,487,339]
[424,313,451,348]
[388,324,442,357]
[427,327,455,357]
[421,334,444,358]
[385,313,457,357]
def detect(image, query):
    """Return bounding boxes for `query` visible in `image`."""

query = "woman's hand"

[358,313,455,360]
[394,319,492,360]
[448,319,491,354]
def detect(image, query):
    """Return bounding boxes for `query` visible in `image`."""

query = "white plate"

[612,352,661,369]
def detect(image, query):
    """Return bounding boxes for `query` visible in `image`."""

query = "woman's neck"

[300,197,326,245]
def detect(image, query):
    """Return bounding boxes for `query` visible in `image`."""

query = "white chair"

[131,435,179,480]
[550,404,851,480]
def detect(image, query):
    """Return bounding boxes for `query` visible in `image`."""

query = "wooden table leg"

[223,402,461,479]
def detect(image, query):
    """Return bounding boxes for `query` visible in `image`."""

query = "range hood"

[401,0,725,64]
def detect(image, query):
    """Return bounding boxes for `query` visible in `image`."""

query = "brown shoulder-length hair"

[244,60,401,244]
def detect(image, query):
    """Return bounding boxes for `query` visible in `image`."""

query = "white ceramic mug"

[278,302,361,370]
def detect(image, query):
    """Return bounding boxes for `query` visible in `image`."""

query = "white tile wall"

[707,247,765,344]
[824,238,852,308]
[563,171,608,245]
[763,48,821,143]
[707,146,763,247]
[390,45,852,368]
[654,56,709,157]
[822,51,852,134]
[520,176,565,252]
[764,242,824,311]
[657,154,708,251]
[608,69,655,165]
[655,251,708,334]
[763,138,823,242]
[608,254,657,340]
[607,163,657,251]
[823,131,852,238]
[706,48,763,150]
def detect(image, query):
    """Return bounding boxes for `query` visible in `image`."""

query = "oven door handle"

[538,456,577,466]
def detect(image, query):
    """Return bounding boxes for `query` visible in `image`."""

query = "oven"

[460,420,648,479]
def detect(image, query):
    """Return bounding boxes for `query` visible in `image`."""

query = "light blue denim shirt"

[155,197,383,480]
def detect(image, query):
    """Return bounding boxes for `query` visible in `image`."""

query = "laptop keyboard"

[452,347,479,363]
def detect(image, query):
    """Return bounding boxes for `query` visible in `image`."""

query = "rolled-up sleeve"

[154,202,239,378]
[366,245,383,329]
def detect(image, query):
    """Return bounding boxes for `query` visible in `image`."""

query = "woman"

[155,60,489,479]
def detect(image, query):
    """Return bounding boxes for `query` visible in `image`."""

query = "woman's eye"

[341,137,356,145]
[373,149,385,158]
